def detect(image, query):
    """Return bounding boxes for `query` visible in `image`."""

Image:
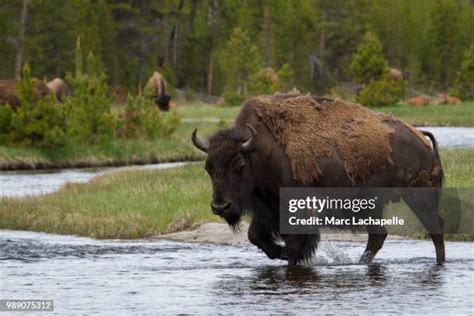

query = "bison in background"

[436,94,461,105]
[0,79,50,109]
[404,95,431,107]
[389,68,409,81]
[46,78,69,102]
[146,71,171,111]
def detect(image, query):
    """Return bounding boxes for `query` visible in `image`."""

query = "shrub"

[64,49,115,144]
[350,32,389,85]
[277,63,295,92]
[450,42,474,100]
[117,94,180,140]
[0,106,13,144]
[248,68,280,95]
[356,79,406,107]
[222,90,246,107]
[5,65,67,148]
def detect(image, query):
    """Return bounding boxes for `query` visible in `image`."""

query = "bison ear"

[191,129,209,153]
[240,124,257,153]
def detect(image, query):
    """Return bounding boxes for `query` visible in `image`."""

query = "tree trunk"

[15,0,28,79]
[262,4,270,65]
[207,50,214,94]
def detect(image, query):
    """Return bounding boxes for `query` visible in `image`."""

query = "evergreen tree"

[350,32,389,85]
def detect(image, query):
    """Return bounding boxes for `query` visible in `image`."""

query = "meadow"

[1,149,472,239]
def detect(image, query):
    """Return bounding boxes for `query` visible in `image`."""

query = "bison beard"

[192,91,445,266]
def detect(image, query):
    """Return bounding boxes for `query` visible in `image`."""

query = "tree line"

[1,0,473,97]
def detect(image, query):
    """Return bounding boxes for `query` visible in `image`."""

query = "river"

[1,230,473,314]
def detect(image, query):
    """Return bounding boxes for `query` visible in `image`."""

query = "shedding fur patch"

[250,92,396,183]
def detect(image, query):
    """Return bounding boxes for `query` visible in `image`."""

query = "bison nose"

[211,201,232,215]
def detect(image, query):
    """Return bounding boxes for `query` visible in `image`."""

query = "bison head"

[192,125,256,227]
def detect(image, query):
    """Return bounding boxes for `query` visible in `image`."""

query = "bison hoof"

[359,251,374,264]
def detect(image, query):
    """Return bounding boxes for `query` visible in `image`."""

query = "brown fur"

[46,78,69,102]
[405,95,430,107]
[389,68,404,80]
[250,92,395,183]
[0,79,50,109]
[145,71,167,96]
[437,94,461,105]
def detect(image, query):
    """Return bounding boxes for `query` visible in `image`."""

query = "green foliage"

[451,43,474,100]
[357,78,406,107]
[6,65,67,148]
[277,63,295,92]
[219,27,262,95]
[117,94,180,140]
[0,106,13,142]
[350,32,389,85]
[221,90,246,107]
[64,50,115,144]
[248,68,279,95]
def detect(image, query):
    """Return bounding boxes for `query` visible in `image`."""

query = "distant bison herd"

[0,71,172,111]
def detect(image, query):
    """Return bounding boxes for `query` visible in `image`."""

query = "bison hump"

[247,92,396,184]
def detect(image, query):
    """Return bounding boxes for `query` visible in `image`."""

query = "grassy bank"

[1,149,472,239]
[0,101,473,170]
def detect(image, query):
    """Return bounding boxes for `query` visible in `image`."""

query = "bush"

[5,65,67,148]
[64,51,115,144]
[248,68,280,95]
[356,79,406,107]
[222,90,246,107]
[450,42,474,100]
[117,94,180,140]
[0,106,13,144]
[9,95,67,148]
[350,32,389,85]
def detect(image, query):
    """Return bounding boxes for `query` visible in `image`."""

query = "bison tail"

[421,130,444,187]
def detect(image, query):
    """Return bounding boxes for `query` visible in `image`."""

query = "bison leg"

[283,234,320,266]
[359,226,387,264]
[248,217,287,261]
[403,190,445,265]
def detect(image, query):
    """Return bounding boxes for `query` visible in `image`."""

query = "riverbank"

[1,101,473,170]
[1,149,472,240]
[154,222,408,244]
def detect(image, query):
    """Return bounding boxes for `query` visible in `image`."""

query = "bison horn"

[191,129,209,153]
[240,124,257,152]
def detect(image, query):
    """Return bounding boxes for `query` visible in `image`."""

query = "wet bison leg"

[403,190,445,265]
[283,234,320,266]
[359,226,387,264]
[248,217,287,260]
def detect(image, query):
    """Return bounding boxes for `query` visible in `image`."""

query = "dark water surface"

[1,230,473,314]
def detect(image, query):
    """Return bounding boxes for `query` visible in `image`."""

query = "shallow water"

[0,162,190,197]
[0,230,473,314]
[422,126,474,149]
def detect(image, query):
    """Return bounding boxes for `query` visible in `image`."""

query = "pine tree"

[350,32,389,85]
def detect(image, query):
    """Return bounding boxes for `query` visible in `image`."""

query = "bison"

[0,79,50,109]
[192,92,445,266]
[46,78,69,102]
[405,95,431,107]
[145,71,171,111]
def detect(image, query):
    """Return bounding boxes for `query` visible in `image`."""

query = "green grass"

[376,101,474,127]
[0,101,473,170]
[0,164,217,238]
[1,149,472,239]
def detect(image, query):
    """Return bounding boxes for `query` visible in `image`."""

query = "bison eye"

[234,160,245,173]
